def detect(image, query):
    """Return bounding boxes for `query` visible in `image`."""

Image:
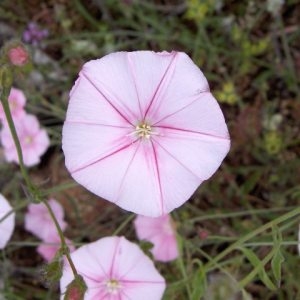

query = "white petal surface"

[63,122,131,173]
[81,53,143,124]
[146,52,209,123]
[125,51,177,118]
[65,75,132,127]
[0,194,15,249]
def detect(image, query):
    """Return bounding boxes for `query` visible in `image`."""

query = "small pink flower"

[0,194,15,249]
[60,236,166,299]
[37,233,75,262]
[7,45,29,66]
[62,51,230,217]
[134,214,179,262]
[0,87,26,121]
[0,113,50,167]
[25,198,67,240]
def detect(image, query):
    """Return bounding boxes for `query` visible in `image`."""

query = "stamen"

[106,279,121,294]
[126,122,160,139]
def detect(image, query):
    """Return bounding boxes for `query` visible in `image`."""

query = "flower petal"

[154,92,230,138]
[0,194,15,249]
[65,75,132,127]
[63,122,132,173]
[81,53,144,124]
[125,51,178,118]
[134,215,179,262]
[60,236,166,300]
[145,52,209,123]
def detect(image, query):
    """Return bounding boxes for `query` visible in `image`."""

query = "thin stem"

[0,86,36,197]
[42,200,78,276]
[0,84,78,277]
[204,207,300,271]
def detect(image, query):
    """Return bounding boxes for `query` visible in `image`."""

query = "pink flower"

[0,113,50,167]
[60,236,166,299]
[37,233,75,262]
[0,194,15,249]
[62,51,230,217]
[134,214,179,262]
[0,87,26,121]
[25,198,67,240]
[7,45,29,66]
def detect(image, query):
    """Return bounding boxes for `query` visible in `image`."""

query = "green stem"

[1,86,36,197]
[43,200,78,276]
[0,85,78,277]
[204,207,300,271]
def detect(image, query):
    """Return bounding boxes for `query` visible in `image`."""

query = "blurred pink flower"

[7,45,29,66]
[134,214,179,262]
[37,233,75,262]
[0,87,26,121]
[25,198,67,240]
[0,194,15,249]
[62,51,230,217]
[0,113,50,167]
[60,236,166,299]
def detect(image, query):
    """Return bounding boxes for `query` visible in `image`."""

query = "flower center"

[105,279,121,294]
[24,136,33,145]
[135,123,153,139]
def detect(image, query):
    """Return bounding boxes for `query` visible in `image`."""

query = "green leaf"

[239,247,277,291]
[271,248,284,287]
[191,259,207,300]
[271,226,285,287]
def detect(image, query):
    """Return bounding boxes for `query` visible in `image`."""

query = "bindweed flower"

[134,214,179,262]
[7,45,29,67]
[0,194,15,249]
[25,198,67,240]
[0,87,26,121]
[0,113,50,167]
[62,51,230,217]
[60,236,166,299]
[37,233,75,262]
[23,22,48,46]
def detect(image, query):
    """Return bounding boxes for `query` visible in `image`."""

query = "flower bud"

[43,259,63,284]
[64,275,87,300]
[0,65,13,92]
[7,45,29,66]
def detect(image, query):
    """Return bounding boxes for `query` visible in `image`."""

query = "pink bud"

[7,46,29,66]
[198,229,209,240]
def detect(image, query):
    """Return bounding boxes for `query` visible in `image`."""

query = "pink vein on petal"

[156,125,230,141]
[114,141,141,204]
[152,92,210,126]
[119,289,133,300]
[109,238,122,278]
[120,279,165,284]
[81,72,134,126]
[143,52,178,120]
[86,244,109,279]
[78,270,101,284]
[66,120,132,129]
[70,140,138,174]
[151,140,164,215]
[118,251,146,281]
[151,137,203,181]
[126,53,143,118]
